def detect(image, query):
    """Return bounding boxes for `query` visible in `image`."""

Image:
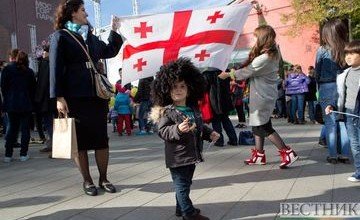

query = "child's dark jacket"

[152,105,213,168]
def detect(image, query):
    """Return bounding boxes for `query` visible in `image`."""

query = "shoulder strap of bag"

[62,29,99,74]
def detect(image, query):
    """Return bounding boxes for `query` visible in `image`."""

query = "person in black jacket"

[203,68,238,147]
[35,45,57,153]
[305,66,317,123]
[50,0,123,196]
[1,50,36,163]
[150,58,219,220]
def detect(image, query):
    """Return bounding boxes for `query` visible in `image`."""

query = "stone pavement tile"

[116,207,173,220]
[23,160,168,219]
[0,166,78,198]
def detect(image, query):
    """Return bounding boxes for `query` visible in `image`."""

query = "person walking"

[50,0,123,196]
[233,25,298,169]
[1,50,36,163]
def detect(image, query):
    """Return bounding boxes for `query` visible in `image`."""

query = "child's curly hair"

[151,57,206,107]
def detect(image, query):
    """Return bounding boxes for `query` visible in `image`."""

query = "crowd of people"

[0,0,359,219]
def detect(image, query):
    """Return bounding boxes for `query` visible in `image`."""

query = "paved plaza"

[0,118,359,220]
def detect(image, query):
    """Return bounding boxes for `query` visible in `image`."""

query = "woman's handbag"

[63,29,114,99]
[238,130,255,145]
[52,117,78,159]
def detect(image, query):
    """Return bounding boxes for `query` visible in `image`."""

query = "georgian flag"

[119,3,252,85]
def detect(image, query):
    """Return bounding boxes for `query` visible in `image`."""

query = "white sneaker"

[20,155,29,162]
[347,175,360,182]
[3,157,12,163]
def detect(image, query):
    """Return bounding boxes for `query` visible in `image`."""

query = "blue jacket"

[285,73,310,95]
[1,63,36,112]
[114,93,131,115]
[49,29,123,98]
[315,47,346,84]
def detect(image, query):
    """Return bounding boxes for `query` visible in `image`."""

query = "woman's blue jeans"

[319,82,350,158]
[307,101,315,121]
[290,94,305,122]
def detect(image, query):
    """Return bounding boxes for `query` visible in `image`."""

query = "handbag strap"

[62,29,99,74]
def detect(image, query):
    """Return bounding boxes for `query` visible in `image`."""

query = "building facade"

[0,0,59,63]
[235,0,319,72]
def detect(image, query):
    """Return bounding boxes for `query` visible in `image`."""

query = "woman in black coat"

[203,68,238,147]
[50,0,123,196]
[1,51,36,162]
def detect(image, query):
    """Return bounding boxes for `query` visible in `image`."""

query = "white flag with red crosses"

[119,3,252,85]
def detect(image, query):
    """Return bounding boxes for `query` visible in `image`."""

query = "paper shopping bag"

[52,117,78,159]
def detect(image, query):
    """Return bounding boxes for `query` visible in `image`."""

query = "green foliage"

[282,0,360,39]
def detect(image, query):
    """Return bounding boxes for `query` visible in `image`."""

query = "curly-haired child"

[150,58,220,220]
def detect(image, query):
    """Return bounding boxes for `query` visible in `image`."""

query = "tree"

[282,0,360,39]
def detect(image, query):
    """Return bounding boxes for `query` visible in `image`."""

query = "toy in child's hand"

[178,117,196,133]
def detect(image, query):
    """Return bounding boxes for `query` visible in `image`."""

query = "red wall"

[236,0,319,71]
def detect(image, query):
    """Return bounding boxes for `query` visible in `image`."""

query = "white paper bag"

[52,117,78,159]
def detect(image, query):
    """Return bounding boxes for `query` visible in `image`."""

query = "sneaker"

[20,155,29,162]
[318,138,327,146]
[176,208,200,217]
[183,212,209,220]
[244,149,266,165]
[3,157,12,163]
[279,148,298,169]
[136,130,147,136]
[337,156,351,164]
[347,174,360,182]
[326,156,337,164]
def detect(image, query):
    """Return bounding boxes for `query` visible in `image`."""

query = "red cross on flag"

[119,3,252,85]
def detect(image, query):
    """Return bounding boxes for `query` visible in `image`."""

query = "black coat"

[203,69,234,115]
[157,105,213,168]
[305,76,317,101]
[49,29,123,98]
[34,57,56,113]
[134,77,153,103]
[1,62,36,112]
